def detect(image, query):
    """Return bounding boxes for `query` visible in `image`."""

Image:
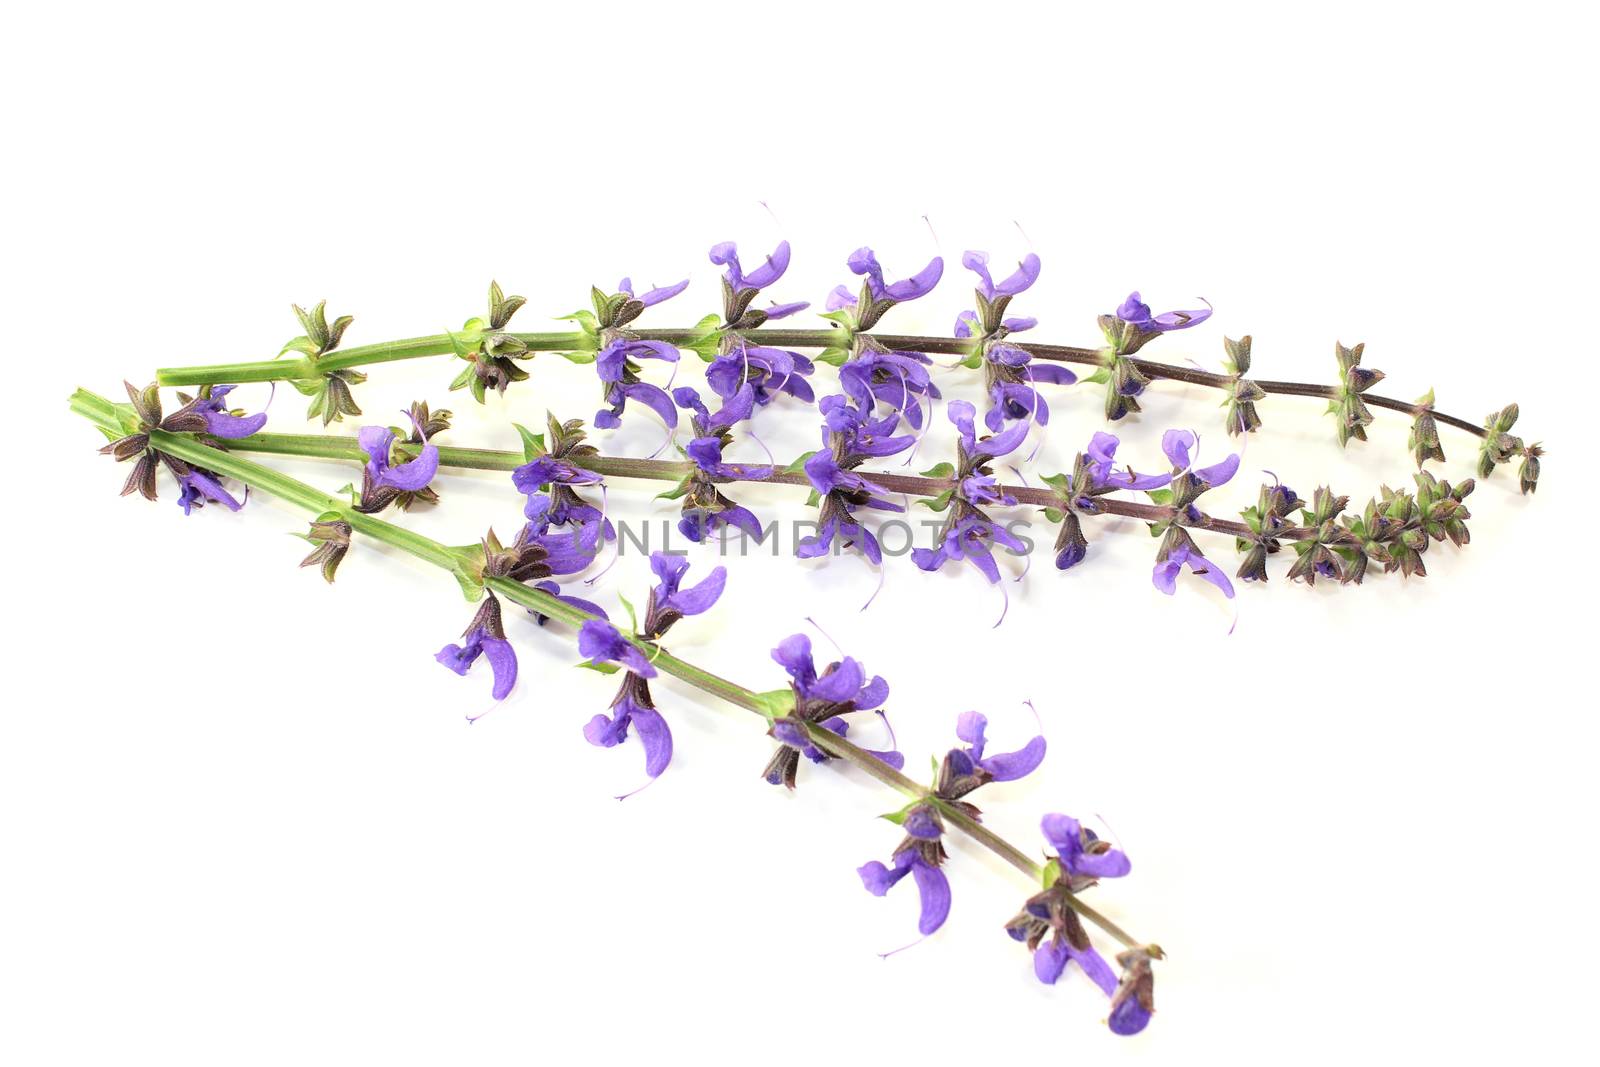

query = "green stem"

[70,387,1147,950]
[153,322,1488,440]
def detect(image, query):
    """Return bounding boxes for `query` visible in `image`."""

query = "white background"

[3,3,1595,1064]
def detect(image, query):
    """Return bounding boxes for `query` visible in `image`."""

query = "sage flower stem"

[154,326,1490,440]
[214,428,1300,544]
[70,386,1148,951]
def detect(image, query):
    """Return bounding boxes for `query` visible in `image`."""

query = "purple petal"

[910,860,951,935]
[636,278,690,307]
[584,712,628,748]
[955,711,988,754]
[1070,945,1119,996]
[1075,848,1132,879]
[1040,814,1082,857]
[1152,559,1181,596]
[858,858,908,897]
[772,634,815,681]
[378,444,439,492]
[629,706,673,778]
[1034,940,1069,985]
[1108,996,1153,1036]
[1193,453,1241,488]
[980,735,1047,782]
[358,425,395,470]
[763,301,810,321]
[884,256,944,302]
[202,410,267,439]
[664,565,726,617]
[992,253,1041,297]
[183,469,243,511]
[480,636,518,700]
[1161,429,1196,471]
[740,240,791,291]
[621,383,680,429]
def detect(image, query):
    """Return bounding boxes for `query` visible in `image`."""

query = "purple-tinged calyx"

[711,240,809,329]
[1234,481,1305,584]
[763,634,901,789]
[97,381,250,512]
[447,282,532,405]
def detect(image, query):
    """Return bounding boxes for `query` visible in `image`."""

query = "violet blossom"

[707,343,816,407]
[187,385,268,439]
[910,401,1031,584]
[434,527,585,701]
[670,385,770,543]
[580,553,726,781]
[860,710,1047,938]
[953,251,1076,430]
[1005,815,1136,1023]
[710,240,810,326]
[837,347,941,431]
[796,394,914,564]
[1148,429,1241,599]
[97,381,252,509]
[762,634,901,789]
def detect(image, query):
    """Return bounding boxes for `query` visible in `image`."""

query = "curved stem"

[153,324,1488,441]
[70,387,1147,949]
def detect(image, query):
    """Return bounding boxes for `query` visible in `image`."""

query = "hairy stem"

[70,387,1146,949]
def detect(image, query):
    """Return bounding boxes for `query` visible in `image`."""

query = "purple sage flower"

[1115,292,1212,334]
[842,247,944,304]
[710,240,810,326]
[955,710,1046,782]
[358,422,440,494]
[1152,541,1235,599]
[763,634,901,789]
[580,553,725,783]
[858,842,951,937]
[175,469,243,515]
[910,401,1032,584]
[670,385,771,543]
[188,385,268,439]
[961,250,1041,301]
[618,276,690,308]
[796,395,913,565]
[1005,814,1137,1023]
[594,337,680,431]
[837,347,941,431]
[707,343,816,406]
